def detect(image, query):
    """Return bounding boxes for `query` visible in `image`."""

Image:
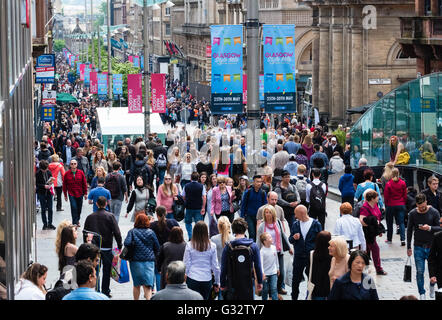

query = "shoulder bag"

[120,231,135,261]
[278,219,291,252]
[306,250,315,300]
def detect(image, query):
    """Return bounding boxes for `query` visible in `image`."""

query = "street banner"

[263,25,296,113]
[90,72,98,94]
[97,73,108,100]
[141,55,144,70]
[79,64,86,81]
[206,45,212,58]
[243,74,247,105]
[129,56,134,64]
[84,66,91,86]
[77,61,81,75]
[127,73,143,113]
[133,56,140,68]
[35,54,55,83]
[113,74,123,96]
[40,105,56,121]
[259,74,264,101]
[151,73,166,113]
[210,25,243,114]
[42,90,57,105]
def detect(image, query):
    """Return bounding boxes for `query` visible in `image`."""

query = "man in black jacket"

[429,229,442,299]
[422,176,442,215]
[84,196,122,298]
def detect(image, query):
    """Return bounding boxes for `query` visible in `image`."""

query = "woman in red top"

[359,189,387,275]
[383,168,407,245]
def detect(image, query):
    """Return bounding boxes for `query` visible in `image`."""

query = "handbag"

[306,250,315,300]
[278,220,291,252]
[403,256,412,282]
[173,194,185,222]
[119,245,134,261]
[396,151,410,165]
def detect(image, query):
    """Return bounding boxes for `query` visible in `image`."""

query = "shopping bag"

[403,256,412,282]
[111,248,124,283]
[284,256,293,287]
[209,214,219,238]
[118,259,130,284]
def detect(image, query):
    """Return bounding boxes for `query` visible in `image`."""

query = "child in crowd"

[259,232,280,301]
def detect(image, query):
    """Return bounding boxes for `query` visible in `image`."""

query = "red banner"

[243,74,247,105]
[151,73,166,113]
[90,72,98,94]
[206,45,212,58]
[79,64,86,81]
[127,74,143,113]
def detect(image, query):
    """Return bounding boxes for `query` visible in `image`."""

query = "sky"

[60,0,105,15]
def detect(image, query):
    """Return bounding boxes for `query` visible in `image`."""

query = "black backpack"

[133,164,148,185]
[224,242,254,300]
[45,279,72,301]
[105,173,121,199]
[309,182,326,215]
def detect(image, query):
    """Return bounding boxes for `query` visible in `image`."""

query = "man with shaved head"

[289,205,322,300]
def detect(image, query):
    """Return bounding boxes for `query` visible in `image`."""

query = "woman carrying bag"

[125,176,151,221]
[157,174,179,219]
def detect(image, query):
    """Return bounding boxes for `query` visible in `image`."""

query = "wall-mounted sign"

[369,78,391,85]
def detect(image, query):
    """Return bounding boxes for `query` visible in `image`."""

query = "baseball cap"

[331,137,337,142]
[240,175,249,181]
[289,154,296,160]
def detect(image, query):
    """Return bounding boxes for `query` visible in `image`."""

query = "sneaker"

[401,241,406,246]
[48,224,56,230]
[42,225,48,230]
[396,227,400,235]
[376,270,387,275]
[385,240,392,244]
[420,294,426,300]
[430,284,435,299]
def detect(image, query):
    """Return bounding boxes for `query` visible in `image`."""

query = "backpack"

[46,279,72,301]
[309,182,326,215]
[295,176,308,201]
[105,173,121,199]
[156,153,167,169]
[133,164,148,184]
[352,199,365,218]
[224,242,254,300]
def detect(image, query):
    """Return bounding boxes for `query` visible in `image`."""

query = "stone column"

[351,7,363,109]
[331,6,344,124]
[312,27,320,110]
[184,0,188,24]
[318,7,331,121]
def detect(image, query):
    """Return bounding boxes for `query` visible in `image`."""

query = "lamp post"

[91,0,95,68]
[143,0,151,137]
[107,0,113,105]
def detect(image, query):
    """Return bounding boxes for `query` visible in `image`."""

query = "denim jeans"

[245,215,257,242]
[414,245,431,295]
[37,193,53,227]
[386,205,406,241]
[157,168,166,187]
[166,212,175,220]
[262,274,278,300]
[69,195,83,225]
[185,209,203,240]
[186,277,212,300]
[110,199,123,224]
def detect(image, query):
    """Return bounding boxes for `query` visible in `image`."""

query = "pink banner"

[129,56,133,63]
[127,74,143,113]
[79,64,85,81]
[151,73,166,113]
[90,72,98,94]
[243,74,247,105]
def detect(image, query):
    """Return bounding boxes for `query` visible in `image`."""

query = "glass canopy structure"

[349,73,442,174]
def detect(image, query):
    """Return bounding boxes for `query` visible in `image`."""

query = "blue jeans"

[414,245,431,295]
[158,168,166,186]
[110,199,123,224]
[386,205,405,241]
[69,195,83,225]
[186,277,212,300]
[245,215,257,242]
[185,209,203,240]
[262,274,278,300]
[166,212,175,219]
[37,193,53,226]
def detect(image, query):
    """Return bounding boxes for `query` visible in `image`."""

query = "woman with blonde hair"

[210,216,234,264]
[256,204,288,297]
[302,133,314,161]
[157,173,179,219]
[168,146,182,183]
[328,236,350,289]
[380,162,395,190]
[55,220,72,256]
[90,166,107,190]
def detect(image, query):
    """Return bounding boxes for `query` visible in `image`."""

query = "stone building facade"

[308,0,417,127]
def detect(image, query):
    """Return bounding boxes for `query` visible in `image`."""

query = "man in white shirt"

[334,202,366,251]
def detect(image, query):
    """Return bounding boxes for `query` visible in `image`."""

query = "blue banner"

[41,105,56,121]
[210,25,243,114]
[84,67,91,86]
[133,56,140,68]
[113,74,123,95]
[141,55,144,70]
[263,25,296,113]
[98,73,108,100]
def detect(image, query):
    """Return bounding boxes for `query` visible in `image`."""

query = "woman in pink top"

[302,134,314,160]
[359,189,387,275]
[383,168,407,245]
[157,173,179,219]
[216,149,231,178]
[211,176,235,223]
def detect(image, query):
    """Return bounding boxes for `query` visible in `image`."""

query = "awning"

[346,103,372,114]
[56,92,79,105]
[297,74,311,84]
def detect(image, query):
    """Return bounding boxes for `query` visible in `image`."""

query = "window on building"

[165,7,171,16]
[259,0,279,8]
[396,49,408,59]
[165,23,171,36]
